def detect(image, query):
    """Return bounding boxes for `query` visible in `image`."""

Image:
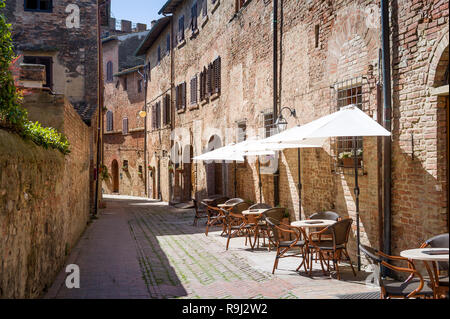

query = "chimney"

[121,20,132,33]
[136,23,147,32]
[109,17,116,31]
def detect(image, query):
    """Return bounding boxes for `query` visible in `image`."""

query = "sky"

[110,0,167,26]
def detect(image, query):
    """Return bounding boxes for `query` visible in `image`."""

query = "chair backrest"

[265,217,281,243]
[224,198,245,205]
[230,201,250,214]
[211,196,229,206]
[310,211,340,221]
[424,233,449,271]
[262,207,285,222]
[249,203,272,210]
[329,218,352,246]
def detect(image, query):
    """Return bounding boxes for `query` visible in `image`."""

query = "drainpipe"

[381,0,392,276]
[94,1,104,216]
[143,66,148,197]
[273,0,280,206]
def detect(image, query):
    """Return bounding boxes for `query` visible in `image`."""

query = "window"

[315,24,320,48]
[199,57,221,101]
[235,0,249,12]
[123,76,127,91]
[106,111,113,132]
[138,79,143,93]
[157,46,161,64]
[106,61,113,82]
[163,94,171,125]
[122,117,128,135]
[337,84,364,167]
[190,75,198,105]
[264,113,275,138]
[237,122,246,142]
[178,15,185,43]
[24,0,52,12]
[23,56,53,89]
[166,34,171,52]
[190,2,198,32]
[176,82,186,110]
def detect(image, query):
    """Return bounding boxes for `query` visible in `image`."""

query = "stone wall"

[0,91,91,298]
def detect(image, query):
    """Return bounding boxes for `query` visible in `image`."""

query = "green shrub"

[0,0,70,155]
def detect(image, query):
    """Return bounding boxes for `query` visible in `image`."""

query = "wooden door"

[112,160,119,193]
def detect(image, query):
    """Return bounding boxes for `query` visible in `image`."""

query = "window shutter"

[182,82,186,109]
[207,63,213,96]
[165,94,171,124]
[123,118,128,135]
[156,102,161,129]
[163,95,167,124]
[152,105,156,129]
[214,56,221,94]
[175,85,179,110]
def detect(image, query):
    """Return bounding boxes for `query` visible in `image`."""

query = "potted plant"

[122,164,128,171]
[168,165,174,172]
[99,164,110,181]
[339,149,362,168]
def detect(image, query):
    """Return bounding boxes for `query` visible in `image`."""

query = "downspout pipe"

[381,0,392,276]
[94,1,104,216]
[273,0,280,206]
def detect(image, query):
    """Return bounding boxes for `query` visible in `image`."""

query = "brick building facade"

[138,0,448,264]
[102,29,149,197]
[3,0,110,213]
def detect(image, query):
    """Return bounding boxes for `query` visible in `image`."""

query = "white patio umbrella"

[263,104,391,270]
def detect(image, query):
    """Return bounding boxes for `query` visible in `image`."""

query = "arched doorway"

[182,144,193,201]
[111,160,119,193]
[205,135,223,196]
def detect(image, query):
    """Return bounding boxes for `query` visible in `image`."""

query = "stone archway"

[205,134,223,196]
[427,29,449,230]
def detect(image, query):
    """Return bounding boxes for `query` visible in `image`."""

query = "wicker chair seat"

[383,279,434,297]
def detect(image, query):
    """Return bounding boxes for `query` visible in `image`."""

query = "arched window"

[106,61,113,82]
[106,111,113,132]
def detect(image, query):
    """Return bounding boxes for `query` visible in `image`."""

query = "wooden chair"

[192,198,208,227]
[419,233,449,298]
[224,201,251,250]
[264,217,308,274]
[204,197,229,236]
[308,218,356,280]
[257,207,286,250]
[360,244,434,299]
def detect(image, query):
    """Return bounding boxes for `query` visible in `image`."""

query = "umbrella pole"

[297,148,302,220]
[258,157,262,203]
[234,161,237,198]
[353,136,361,272]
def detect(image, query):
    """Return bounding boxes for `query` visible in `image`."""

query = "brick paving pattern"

[45,195,379,299]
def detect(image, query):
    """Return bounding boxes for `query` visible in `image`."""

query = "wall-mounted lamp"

[276,107,297,132]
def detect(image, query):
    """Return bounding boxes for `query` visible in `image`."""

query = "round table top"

[242,209,269,215]
[291,219,336,228]
[400,248,449,261]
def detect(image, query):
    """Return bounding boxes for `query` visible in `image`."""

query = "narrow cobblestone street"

[44,195,379,299]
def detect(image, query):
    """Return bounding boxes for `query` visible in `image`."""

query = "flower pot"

[342,157,361,168]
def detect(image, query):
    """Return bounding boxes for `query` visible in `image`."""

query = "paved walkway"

[45,195,379,299]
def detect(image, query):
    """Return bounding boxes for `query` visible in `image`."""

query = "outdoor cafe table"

[290,220,337,273]
[400,248,449,298]
[242,209,270,249]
